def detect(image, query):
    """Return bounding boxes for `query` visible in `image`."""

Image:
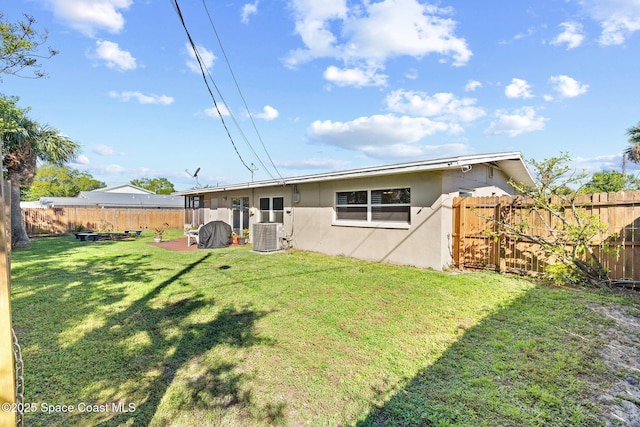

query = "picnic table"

[75,230,142,242]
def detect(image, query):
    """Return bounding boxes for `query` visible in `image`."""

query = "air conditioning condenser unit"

[253,223,282,252]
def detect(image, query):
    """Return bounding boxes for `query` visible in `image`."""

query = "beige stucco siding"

[291,171,447,269]
[190,163,520,270]
[441,164,518,197]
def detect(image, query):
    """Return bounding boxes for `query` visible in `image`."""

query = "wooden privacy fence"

[452,191,640,281]
[22,207,184,236]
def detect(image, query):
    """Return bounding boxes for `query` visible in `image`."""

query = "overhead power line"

[200,0,284,183]
[170,0,252,173]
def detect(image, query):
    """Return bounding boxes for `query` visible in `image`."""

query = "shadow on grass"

[13,235,133,260]
[11,249,154,342]
[356,286,609,427]
[18,251,279,426]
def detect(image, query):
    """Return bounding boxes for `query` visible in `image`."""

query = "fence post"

[496,196,506,273]
[452,197,466,269]
[0,177,16,425]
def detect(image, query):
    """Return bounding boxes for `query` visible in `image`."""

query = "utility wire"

[201,0,285,183]
[171,0,252,173]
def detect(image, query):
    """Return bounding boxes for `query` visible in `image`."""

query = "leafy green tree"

[2,98,81,248]
[0,12,58,80]
[130,177,176,195]
[484,153,611,287]
[581,170,640,194]
[0,94,27,134]
[24,163,105,200]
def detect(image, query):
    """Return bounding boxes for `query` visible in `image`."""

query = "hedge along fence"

[452,191,640,281]
[22,207,185,236]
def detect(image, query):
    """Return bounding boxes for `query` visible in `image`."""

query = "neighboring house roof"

[175,151,535,196]
[22,185,181,209]
[91,184,155,194]
[37,192,184,208]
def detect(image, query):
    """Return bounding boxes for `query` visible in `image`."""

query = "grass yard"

[9,230,640,426]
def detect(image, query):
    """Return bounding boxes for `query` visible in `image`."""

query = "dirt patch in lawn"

[147,237,201,252]
[591,303,640,426]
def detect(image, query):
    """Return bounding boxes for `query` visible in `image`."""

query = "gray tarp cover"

[197,221,233,249]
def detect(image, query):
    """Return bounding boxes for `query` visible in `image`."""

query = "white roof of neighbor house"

[91,184,155,194]
[38,191,184,208]
[175,151,535,196]
[23,182,184,208]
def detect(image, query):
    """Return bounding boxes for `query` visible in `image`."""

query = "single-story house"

[175,152,534,270]
[21,184,184,209]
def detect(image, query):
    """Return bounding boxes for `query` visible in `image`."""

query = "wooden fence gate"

[452,192,640,281]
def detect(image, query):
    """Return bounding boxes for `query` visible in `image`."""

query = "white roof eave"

[174,152,534,196]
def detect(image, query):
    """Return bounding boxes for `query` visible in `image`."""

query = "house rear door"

[232,197,249,234]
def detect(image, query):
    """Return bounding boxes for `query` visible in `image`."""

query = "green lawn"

[9,230,638,426]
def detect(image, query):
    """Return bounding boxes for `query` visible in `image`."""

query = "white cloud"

[305,90,483,159]
[285,0,347,67]
[551,22,585,49]
[355,142,470,160]
[513,27,536,41]
[285,0,471,73]
[505,78,533,99]
[499,27,536,45]
[44,0,132,37]
[308,114,462,153]
[307,113,471,160]
[185,43,216,73]
[241,1,259,24]
[484,107,547,137]
[108,91,174,105]
[104,164,126,174]
[572,153,633,173]
[405,68,419,80]
[385,90,485,122]
[323,65,388,87]
[255,105,279,121]
[72,154,91,165]
[275,158,351,170]
[549,75,589,98]
[580,0,640,45]
[465,80,482,92]
[93,144,117,156]
[574,154,620,164]
[92,40,136,71]
[204,104,231,117]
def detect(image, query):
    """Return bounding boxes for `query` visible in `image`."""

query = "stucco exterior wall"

[441,163,518,197]
[291,171,447,269]
[292,165,518,270]
[192,163,519,270]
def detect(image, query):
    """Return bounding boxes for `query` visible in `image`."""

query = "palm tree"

[623,121,640,164]
[2,117,80,248]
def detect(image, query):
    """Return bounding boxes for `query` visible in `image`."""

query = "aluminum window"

[335,188,410,225]
[259,197,284,223]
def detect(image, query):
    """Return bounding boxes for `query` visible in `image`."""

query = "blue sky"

[3,0,640,190]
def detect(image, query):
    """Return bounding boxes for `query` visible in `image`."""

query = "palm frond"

[32,124,80,165]
[624,122,640,164]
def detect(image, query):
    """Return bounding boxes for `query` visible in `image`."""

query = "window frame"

[333,188,411,229]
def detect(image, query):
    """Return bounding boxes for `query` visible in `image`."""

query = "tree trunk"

[8,176,31,249]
